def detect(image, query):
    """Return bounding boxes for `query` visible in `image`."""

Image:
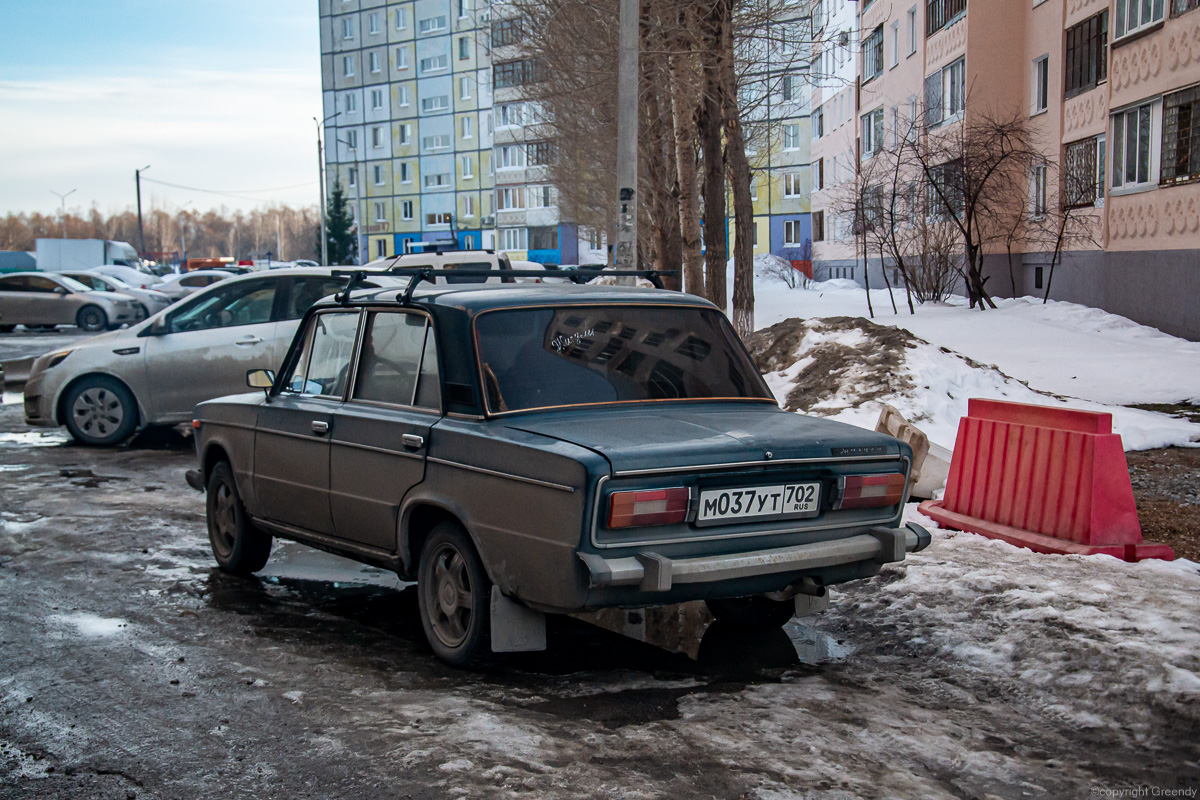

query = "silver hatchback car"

[23,268,398,446]
[0,272,141,333]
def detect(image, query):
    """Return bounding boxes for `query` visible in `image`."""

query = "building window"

[783,123,800,150]
[371,88,384,110]
[458,37,470,60]
[342,18,354,39]
[500,228,527,250]
[784,173,803,197]
[927,159,965,218]
[395,48,409,70]
[419,15,448,35]
[397,85,409,106]
[371,126,383,148]
[813,107,824,139]
[344,92,357,113]
[399,124,411,145]
[924,57,964,127]
[529,226,558,250]
[422,134,450,151]
[461,117,473,139]
[375,239,386,258]
[402,200,414,220]
[1031,163,1047,218]
[400,162,412,183]
[497,144,526,169]
[815,158,825,190]
[781,74,794,101]
[427,213,452,226]
[498,187,525,210]
[527,185,552,208]
[1065,135,1106,207]
[369,52,381,73]
[492,18,523,47]
[421,95,450,113]
[889,21,900,68]
[420,55,448,73]
[458,0,470,19]
[395,8,407,30]
[812,210,825,241]
[1115,0,1165,39]
[1112,99,1161,190]
[374,201,386,222]
[783,219,802,245]
[1032,56,1049,114]
[343,55,355,77]
[926,0,967,37]
[345,129,358,150]
[863,25,884,81]
[1065,11,1109,99]
[460,76,473,100]
[368,12,380,34]
[497,103,523,127]
[348,166,357,187]
[907,6,918,53]
[424,173,451,189]
[461,155,475,178]
[373,164,384,184]
[1162,85,1200,185]
[494,59,540,89]
[861,108,884,158]
[1173,0,1200,14]
[749,175,758,200]
[526,140,552,166]
[463,195,476,218]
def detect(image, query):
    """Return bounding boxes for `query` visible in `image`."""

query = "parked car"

[0,272,142,333]
[23,268,399,446]
[61,271,173,317]
[185,277,931,668]
[88,264,162,290]
[155,269,235,301]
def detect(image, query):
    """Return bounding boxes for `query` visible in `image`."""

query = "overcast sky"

[0,1,322,217]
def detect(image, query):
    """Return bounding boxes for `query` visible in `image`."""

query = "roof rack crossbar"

[329,267,677,299]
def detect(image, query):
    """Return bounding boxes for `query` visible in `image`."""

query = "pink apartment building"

[808,0,1200,339]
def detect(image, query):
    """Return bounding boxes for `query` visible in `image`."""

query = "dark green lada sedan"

[187,276,930,667]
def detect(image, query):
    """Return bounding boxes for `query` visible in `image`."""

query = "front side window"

[167,280,276,333]
[285,312,360,397]
[353,312,440,409]
[475,306,773,414]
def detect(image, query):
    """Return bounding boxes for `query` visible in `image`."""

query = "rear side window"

[285,311,360,397]
[353,312,439,409]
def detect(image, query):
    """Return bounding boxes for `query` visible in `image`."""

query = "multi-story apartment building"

[320,0,819,271]
[808,0,1200,339]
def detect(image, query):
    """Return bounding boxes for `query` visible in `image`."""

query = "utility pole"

[50,188,76,240]
[135,165,150,255]
[315,117,329,265]
[613,0,640,284]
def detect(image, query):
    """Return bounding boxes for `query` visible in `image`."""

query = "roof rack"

[330,267,676,307]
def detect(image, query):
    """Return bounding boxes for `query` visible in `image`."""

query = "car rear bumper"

[578,523,932,593]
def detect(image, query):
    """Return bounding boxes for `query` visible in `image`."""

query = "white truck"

[35,239,146,272]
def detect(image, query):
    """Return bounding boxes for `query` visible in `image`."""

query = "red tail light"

[608,488,689,528]
[834,473,906,510]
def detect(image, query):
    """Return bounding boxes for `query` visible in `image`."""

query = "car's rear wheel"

[417,522,494,668]
[0,325,15,333]
[206,461,272,575]
[705,596,796,630]
[76,305,107,332]
[63,376,138,446]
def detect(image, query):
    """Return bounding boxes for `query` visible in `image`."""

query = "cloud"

[0,67,322,215]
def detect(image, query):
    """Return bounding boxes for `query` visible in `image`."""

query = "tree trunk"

[669,32,704,298]
[716,0,753,338]
[698,5,727,311]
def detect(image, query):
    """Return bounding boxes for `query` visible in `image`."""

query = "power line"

[140,176,318,203]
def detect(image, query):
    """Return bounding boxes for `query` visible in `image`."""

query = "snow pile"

[748,315,1200,452]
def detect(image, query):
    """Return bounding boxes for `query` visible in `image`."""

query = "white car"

[88,264,162,290]
[155,269,234,301]
[61,271,174,317]
[23,268,400,446]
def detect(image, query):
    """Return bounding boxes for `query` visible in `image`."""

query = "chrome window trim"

[427,456,576,493]
[330,438,423,460]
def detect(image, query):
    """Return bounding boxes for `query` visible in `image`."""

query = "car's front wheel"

[206,461,272,575]
[705,596,797,630]
[0,325,15,333]
[63,376,138,446]
[76,305,108,332]
[417,522,494,668]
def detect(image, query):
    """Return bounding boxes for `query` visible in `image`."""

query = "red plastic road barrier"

[789,260,813,279]
[919,398,1174,562]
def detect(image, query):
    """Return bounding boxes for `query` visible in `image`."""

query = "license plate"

[695,483,821,526]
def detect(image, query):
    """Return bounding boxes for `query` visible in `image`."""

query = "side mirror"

[142,316,169,337]
[247,369,275,389]
[55,287,69,296]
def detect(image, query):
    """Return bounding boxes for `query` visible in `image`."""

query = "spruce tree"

[322,181,358,265]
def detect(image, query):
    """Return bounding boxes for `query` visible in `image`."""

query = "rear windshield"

[474,305,772,413]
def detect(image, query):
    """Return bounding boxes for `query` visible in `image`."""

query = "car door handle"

[235,335,264,346]
[402,434,424,450]
[311,421,329,436]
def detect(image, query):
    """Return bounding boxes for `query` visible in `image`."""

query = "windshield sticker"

[551,329,595,353]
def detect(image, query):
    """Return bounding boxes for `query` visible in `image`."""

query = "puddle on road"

[0,431,70,448]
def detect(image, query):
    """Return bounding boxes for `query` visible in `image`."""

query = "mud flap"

[490,587,546,653]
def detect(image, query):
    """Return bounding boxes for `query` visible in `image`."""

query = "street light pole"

[135,165,151,255]
[613,0,640,284]
[316,112,341,266]
[49,189,76,240]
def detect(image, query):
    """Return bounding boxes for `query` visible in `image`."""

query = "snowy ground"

[739,256,1200,454]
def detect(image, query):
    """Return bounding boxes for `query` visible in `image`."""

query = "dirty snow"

[49,613,128,638]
